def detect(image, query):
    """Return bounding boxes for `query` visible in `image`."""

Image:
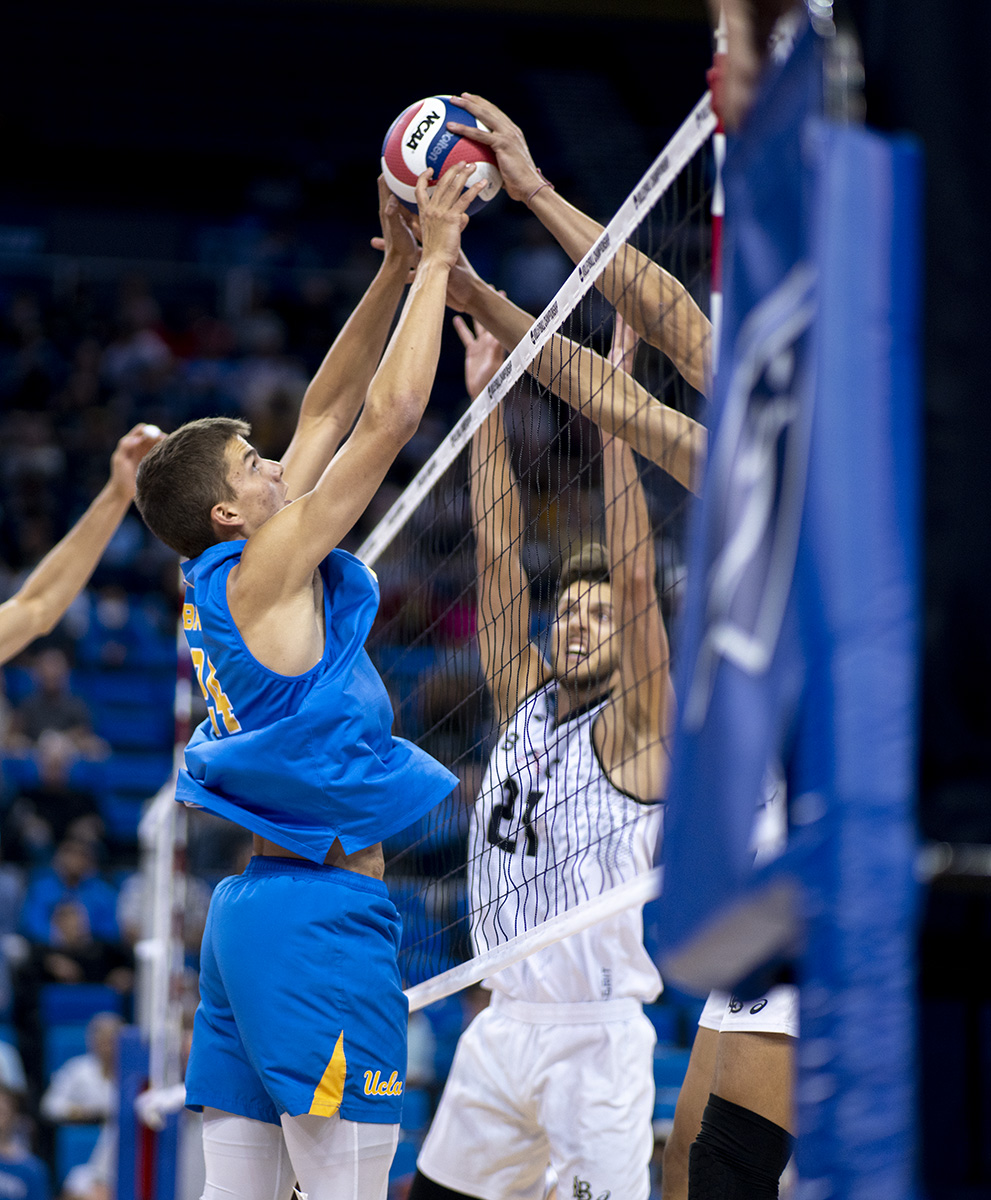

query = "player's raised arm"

[595,318,672,803]
[232,164,485,606]
[448,254,707,494]
[278,178,421,498]
[0,424,165,666]
[447,93,712,394]
[461,318,550,728]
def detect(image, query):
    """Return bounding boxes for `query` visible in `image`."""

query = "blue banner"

[647,18,921,1199]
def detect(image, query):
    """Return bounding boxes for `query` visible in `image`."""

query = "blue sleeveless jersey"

[175,540,456,860]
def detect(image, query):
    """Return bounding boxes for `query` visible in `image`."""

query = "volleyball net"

[360,94,716,1008]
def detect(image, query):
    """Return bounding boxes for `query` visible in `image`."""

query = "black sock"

[687,1093,794,1199]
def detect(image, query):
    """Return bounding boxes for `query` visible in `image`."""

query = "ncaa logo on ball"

[381,95,503,215]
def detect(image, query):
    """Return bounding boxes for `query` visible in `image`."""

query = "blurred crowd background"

[1,2,711,1195]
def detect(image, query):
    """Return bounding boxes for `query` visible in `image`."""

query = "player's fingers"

[435,161,476,201]
[452,315,475,348]
[452,178,487,213]
[376,175,390,203]
[455,93,504,127]
[445,120,496,147]
[413,167,435,208]
[370,236,386,251]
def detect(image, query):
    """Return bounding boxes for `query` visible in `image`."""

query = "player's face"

[223,435,288,533]
[551,581,618,688]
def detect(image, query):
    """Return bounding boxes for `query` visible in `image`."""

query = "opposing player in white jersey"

[410,314,671,1200]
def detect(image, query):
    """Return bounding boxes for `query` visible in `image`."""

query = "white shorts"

[698,985,799,1039]
[417,995,656,1200]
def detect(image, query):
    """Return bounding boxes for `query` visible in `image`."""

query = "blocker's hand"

[416,163,487,271]
[109,423,167,501]
[446,94,543,204]
[370,175,420,278]
[454,313,507,399]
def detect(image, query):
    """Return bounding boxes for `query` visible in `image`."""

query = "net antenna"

[360,93,716,1012]
[131,610,193,1129]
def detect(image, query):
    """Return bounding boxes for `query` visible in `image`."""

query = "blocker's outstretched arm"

[446,92,712,396]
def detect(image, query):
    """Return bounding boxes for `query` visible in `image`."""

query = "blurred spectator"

[72,585,174,668]
[0,743,105,870]
[13,899,132,1094]
[17,900,131,993]
[40,1013,121,1125]
[0,292,65,414]
[18,839,119,946]
[0,1040,27,1096]
[0,837,27,1020]
[230,298,308,423]
[6,649,106,760]
[101,284,173,394]
[0,1083,50,1200]
[0,843,25,940]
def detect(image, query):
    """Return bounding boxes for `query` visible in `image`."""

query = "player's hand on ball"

[454,313,506,398]
[416,163,486,270]
[447,94,542,204]
[370,176,420,278]
[110,422,167,498]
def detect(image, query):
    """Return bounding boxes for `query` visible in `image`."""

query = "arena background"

[1,2,988,1197]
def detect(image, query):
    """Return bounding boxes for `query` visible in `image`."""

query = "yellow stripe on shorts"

[309,1031,347,1116]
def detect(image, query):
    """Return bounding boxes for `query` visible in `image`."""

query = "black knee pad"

[687,1093,794,1199]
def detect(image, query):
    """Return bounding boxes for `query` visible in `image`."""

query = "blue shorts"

[185,856,408,1126]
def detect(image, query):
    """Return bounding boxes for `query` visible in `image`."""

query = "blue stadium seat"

[40,983,124,1026]
[91,702,174,751]
[100,794,149,842]
[73,669,176,708]
[55,1123,102,1187]
[102,752,173,796]
[44,1024,89,1082]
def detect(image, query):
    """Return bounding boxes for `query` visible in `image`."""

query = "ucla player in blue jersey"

[134,167,484,1200]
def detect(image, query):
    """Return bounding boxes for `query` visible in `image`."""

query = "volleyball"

[381,96,502,215]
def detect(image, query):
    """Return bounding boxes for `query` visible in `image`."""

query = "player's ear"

[211,500,243,532]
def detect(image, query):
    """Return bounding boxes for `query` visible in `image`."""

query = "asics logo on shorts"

[362,1069,403,1097]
